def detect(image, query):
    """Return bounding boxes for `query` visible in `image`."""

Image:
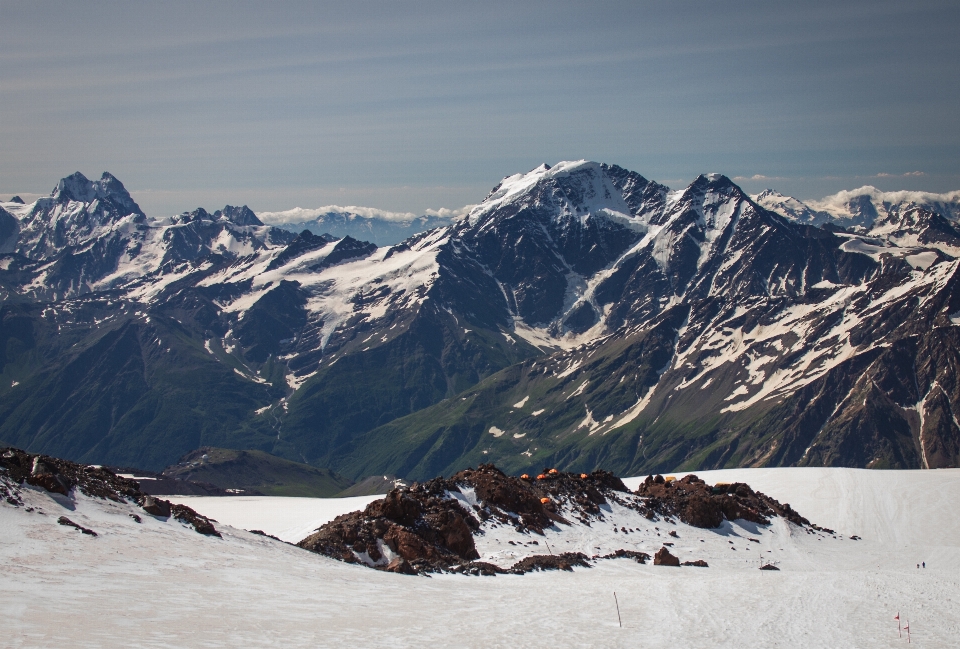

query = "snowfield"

[3,468,959,648]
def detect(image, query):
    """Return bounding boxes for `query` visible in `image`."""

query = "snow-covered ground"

[164,494,383,543]
[3,468,959,647]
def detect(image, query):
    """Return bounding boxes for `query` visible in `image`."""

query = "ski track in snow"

[2,468,959,648]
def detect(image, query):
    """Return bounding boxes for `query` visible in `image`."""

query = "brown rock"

[141,495,172,517]
[510,552,591,573]
[384,525,434,562]
[654,546,680,566]
[57,516,97,536]
[383,557,417,575]
[636,474,816,530]
[599,549,650,564]
[170,503,221,537]
[450,561,506,576]
[27,459,73,495]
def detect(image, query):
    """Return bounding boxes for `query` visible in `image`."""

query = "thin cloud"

[875,171,925,178]
[733,174,787,182]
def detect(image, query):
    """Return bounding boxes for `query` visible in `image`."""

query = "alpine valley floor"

[3,468,959,648]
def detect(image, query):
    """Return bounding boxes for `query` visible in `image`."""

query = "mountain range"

[1,162,958,479]
[259,207,461,247]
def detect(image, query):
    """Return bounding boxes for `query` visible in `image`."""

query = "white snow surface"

[3,467,959,647]
[165,494,383,543]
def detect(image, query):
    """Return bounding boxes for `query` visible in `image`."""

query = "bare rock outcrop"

[654,546,681,566]
[299,464,826,576]
[634,474,832,532]
[298,464,630,573]
[1,447,220,537]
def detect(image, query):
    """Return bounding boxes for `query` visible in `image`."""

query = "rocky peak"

[14,171,146,260]
[869,206,960,256]
[469,160,666,229]
[51,171,144,218]
[215,205,263,227]
[753,189,831,226]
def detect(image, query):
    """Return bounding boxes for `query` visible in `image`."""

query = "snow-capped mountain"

[755,186,960,230]
[0,163,957,477]
[0,172,295,300]
[259,206,465,247]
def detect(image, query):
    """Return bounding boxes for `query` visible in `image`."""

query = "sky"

[1,0,958,218]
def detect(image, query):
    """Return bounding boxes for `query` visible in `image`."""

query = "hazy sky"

[2,0,958,217]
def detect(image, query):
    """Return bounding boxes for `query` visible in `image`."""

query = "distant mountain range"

[257,206,468,246]
[1,163,958,479]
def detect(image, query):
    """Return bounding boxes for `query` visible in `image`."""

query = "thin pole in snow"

[614,591,622,628]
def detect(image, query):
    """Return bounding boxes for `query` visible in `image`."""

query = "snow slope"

[165,494,383,543]
[3,468,958,647]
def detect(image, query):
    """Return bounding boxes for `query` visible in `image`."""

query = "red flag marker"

[895,612,901,638]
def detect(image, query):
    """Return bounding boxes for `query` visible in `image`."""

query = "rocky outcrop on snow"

[653,546,680,566]
[298,464,633,573]
[633,474,831,532]
[298,464,818,575]
[57,515,98,536]
[0,447,220,537]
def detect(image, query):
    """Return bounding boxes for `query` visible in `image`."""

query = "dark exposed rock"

[57,516,97,536]
[299,463,826,576]
[510,552,591,573]
[1,447,139,502]
[170,503,222,537]
[760,563,780,571]
[27,464,72,496]
[298,464,629,573]
[598,549,650,564]
[266,230,330,271]
[682,559,709,567]
[309,236,378,270]
[298,479,482,571]
[634,474,824,530]
[140,495,172,517]
[449,561,508,576]
[384,557,418,575]
[248,529,285,542]
[654,546,680,566]
[1,447,219,537]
